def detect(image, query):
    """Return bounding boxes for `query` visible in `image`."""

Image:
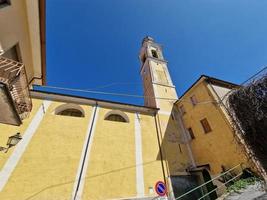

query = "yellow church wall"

[0,98,43,171]
[176,81,247,175]
[0,99,93,200]
[140,114,165,195]
[82,107,137,200]
[155,85,178,112]
[156,114,191,176]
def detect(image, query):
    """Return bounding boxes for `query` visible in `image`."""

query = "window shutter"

[200,118,212,133]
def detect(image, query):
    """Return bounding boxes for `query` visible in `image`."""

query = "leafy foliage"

[226,177,259,193]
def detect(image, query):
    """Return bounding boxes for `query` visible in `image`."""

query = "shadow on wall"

[155,106,217,200]
[155,106,191,176]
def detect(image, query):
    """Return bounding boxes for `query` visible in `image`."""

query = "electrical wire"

[86,82,142,90]
[36,85,217,105]
[33,67,267,108]
[221,66,267,101]
[37,85,177,100]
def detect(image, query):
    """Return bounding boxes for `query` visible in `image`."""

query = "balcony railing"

[0,56,32,125]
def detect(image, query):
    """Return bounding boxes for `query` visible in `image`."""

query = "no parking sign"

[155,181,167,196]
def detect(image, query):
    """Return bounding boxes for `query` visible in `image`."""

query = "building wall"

[0,0,41,84]
[176,80,247,175]
[0,97,168,200]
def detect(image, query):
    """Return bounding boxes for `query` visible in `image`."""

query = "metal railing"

[0,56,32,121]
[174,164,244,200]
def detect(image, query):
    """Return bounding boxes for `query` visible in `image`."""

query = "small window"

[187,128,195,139]
[0,0,11,8]
[105,114,127,123]
[178,144,182,153]
[171,113,175,120]
[190,95,197,106]
[179,105,186,115]
[200,118,212,133]
[57,109,84,117]
[151,50,158,58]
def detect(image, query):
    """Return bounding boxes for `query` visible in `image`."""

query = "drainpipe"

[154,113,176,200]
[73,104,98,200]
[154,113,167,183]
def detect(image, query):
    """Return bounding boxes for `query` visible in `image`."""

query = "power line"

[86,82,141,90]
[33,67,267,108]
[221,66,267,101]
[36,85,216,105]
[37,85,177,100]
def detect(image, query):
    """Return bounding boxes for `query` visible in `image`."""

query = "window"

[0,0,11,8]
[190,95,197,106]
[179,105,186,115]
[105,114,126,122]
[54,104,85,118]
[151,50,158,58]
[200,118,212,133]
[178,144,182,153]
[187,128,195,139]
[57,109,84,117]
[104,110,129,123]
[171,112,175,120]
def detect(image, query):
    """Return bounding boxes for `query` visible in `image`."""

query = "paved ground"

[223,183,266,200]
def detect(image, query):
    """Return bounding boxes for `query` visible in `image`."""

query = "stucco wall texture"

[0,98,184,200]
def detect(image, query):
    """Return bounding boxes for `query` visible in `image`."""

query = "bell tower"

[139,36,178,111]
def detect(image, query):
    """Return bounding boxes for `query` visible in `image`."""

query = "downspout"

[154,113,167,184]
[154,113,176,199]
[73,104,98,200]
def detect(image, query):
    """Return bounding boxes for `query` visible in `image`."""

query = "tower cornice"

[140,57,168,74]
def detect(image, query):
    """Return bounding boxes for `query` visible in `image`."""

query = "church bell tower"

[139,36,178,111]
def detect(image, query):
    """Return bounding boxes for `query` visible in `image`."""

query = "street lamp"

[0,133,22,153]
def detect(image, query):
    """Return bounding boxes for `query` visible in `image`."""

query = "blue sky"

[38,0,267,105]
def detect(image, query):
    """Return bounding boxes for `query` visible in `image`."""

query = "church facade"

[0,37,250,200]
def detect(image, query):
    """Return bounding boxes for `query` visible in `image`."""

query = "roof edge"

[175,75,240,104]
[30,89,159,115]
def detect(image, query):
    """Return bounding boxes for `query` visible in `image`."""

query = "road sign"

[155,181,167,196]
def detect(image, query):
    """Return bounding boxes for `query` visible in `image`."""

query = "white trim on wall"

[0,100,51,192]
[135,113,145,197]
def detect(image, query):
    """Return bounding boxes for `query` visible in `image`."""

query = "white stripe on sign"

[0,100,51,191]
[135,113,145,197]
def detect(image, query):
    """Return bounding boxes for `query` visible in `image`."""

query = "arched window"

[54,104,85,118]
[104,110,129,123]
[105,114,126,122]
[151,49,158,58]
[57,109,84,117]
